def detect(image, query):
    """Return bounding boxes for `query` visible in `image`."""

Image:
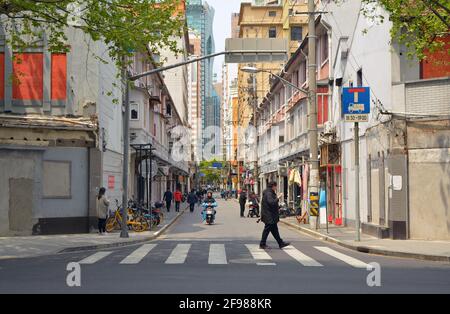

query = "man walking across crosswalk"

[259,182,290,250]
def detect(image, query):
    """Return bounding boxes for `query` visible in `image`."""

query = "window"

[357,68,363,87]
[317,87,329,125]
[130,102,139,120]
[299,62,306,85]
[291,27,302,41]
[13,53,44,101]
[51,54,67,101]
[268,11,277,17]
[320,34,329,64]
[0,53,4,101]
[269,27,277,38]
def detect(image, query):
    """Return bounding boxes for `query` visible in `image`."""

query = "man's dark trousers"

[239,202,245,217]
[189,203,195,212]
[260,223,283,246]
[175,202,180,212]
[166,201,172,212]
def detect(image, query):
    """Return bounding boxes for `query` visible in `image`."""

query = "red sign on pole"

[108,176,115,189]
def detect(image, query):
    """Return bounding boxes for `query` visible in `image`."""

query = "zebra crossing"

[76,243,371,269]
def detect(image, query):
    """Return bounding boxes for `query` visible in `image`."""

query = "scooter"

[247,200,260,218]
[201,201,217,225]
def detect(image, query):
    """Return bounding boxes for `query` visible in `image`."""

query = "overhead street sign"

[225,38,288,63]
[342,87,371,122]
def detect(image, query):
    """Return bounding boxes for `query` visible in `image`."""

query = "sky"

[207,0,247,79]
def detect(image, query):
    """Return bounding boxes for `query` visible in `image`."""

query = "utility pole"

[120,77,130,238]
[252,73,258,195]
[308,0,320,223]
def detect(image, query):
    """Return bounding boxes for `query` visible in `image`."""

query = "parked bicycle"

[105,200,149,233]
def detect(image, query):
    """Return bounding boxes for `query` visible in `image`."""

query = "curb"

[280,219,450,263]
[57,208,186,254]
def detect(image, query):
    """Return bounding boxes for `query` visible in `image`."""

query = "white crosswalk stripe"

[208,244,227,265]
[314,246,369,268]
[282,245,323,267]
[245,244,276,266]
[78,251,113,264]
[120,244,157,264]
[76,244,373,268]
[165,244,191,264]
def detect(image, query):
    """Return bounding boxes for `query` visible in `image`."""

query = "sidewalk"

[280,217,450,262]
[0,208,186,260]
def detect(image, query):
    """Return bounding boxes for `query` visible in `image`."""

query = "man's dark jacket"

[163,191,173,201]
[261,188,279,224]
[239,192,247,204]
[187,192,198,205]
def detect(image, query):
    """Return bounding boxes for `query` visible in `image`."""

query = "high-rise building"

[186,0,216,156]
[237,0,309,129]
[231,13,240,39]
[188,31,202,162]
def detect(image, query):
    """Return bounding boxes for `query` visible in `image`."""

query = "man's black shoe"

[279,242,290,249]
[259,244,271,250]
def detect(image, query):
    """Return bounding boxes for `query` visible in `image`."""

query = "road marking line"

[208,244,227,265]
[245,244,275,266]
[314,246,369,268]
[120,244,157,264]
[78,251,112,264]
[165,244,191,264]
[282,245,323,267]
[256,262,276,266]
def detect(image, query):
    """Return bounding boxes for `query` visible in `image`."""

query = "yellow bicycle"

[106,204,148,233]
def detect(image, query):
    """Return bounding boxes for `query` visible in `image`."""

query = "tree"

[359,0,450,59]
[199,160,222,185]
[0,0,186,68]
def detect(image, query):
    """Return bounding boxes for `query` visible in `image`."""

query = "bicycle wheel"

[106,217,118,232]
[131,217,148,233]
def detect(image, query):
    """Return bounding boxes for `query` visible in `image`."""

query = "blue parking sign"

[342,87,371,122]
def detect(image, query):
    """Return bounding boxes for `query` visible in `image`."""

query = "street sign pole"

[354,122,360,242]
[342,87,370,242]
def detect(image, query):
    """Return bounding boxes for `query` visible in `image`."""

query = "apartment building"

[257,0,450,240]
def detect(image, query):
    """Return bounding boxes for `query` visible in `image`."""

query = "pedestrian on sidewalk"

[187,189,198,213]
[96,187,110,235]
[259,182,290,249]
[239,189,247,218]
[163,188,173,212]
[174,188,183,212]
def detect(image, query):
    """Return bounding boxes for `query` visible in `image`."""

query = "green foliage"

[0,0,186,68]
[359,0,450,59]
[199,160,222,185]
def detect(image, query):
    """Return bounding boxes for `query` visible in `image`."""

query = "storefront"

[320,144,343,226]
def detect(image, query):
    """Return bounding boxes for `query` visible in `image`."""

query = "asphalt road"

[1,197,449,294]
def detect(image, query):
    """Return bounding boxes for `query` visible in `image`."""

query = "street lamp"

[240,66,309,95]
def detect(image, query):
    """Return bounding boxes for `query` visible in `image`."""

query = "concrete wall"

[0,146,90,236]
[409,149,450,240]
[40,147,88,218]
[0,148,42,236]
[407,120,450,240]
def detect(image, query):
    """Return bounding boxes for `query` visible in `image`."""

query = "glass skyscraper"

[186,0,217,156]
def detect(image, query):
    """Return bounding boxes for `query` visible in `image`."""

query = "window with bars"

[269,27,277,38]
[291,27,302,42]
